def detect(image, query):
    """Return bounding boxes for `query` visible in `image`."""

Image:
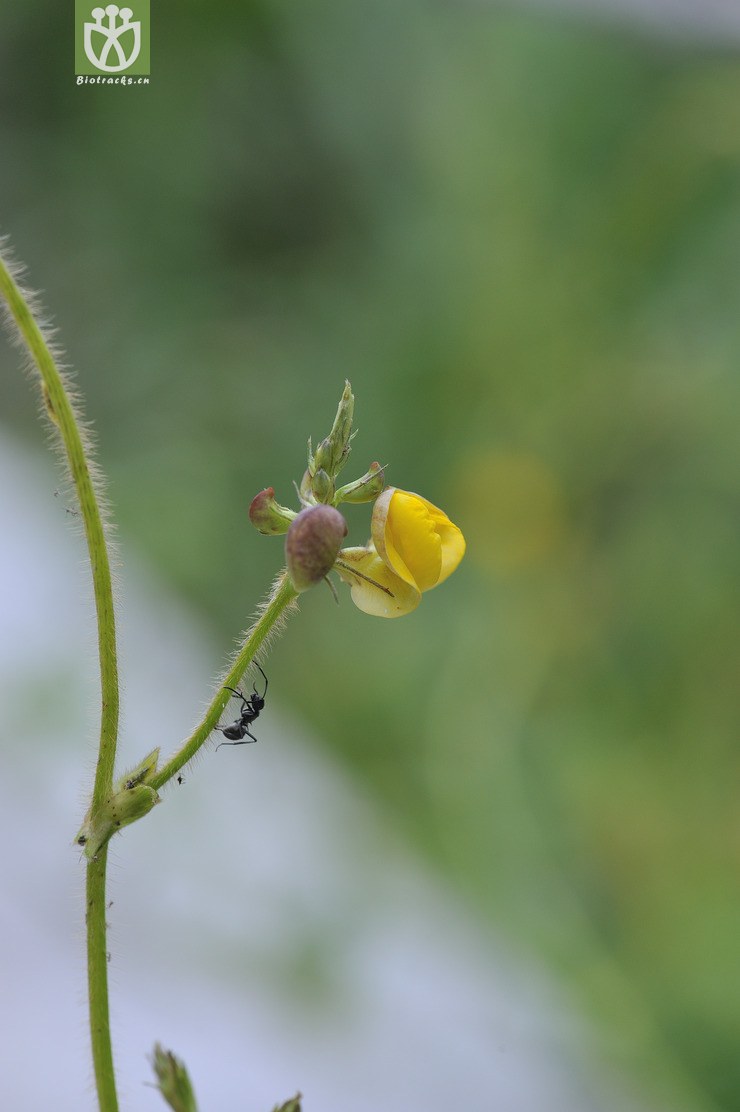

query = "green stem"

[0,254,120,806]
[0,250,120,1112]
[152,572,299,791]
[87,849,117,1111]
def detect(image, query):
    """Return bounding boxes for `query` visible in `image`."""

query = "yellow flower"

[373,488,466,591]
[337,488,465,617]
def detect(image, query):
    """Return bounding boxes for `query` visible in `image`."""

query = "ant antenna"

[252,659,268,695]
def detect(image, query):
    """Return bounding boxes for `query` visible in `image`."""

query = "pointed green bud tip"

[249,488,298,535]
[313,381,355,479]
[285,504,348,591]
[335,461,386,504]
[312,437,334,474]
[152,1043,199,1112]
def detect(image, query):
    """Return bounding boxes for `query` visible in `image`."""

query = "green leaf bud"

[151,1044,199,1112]
[272,1095,302,1112]
[75,748,161,858]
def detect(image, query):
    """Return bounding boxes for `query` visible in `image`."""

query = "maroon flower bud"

[249,488,297,535]
[285,505,348,591]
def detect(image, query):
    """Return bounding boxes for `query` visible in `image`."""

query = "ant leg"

[223,685,249,711]
[215,727,258,750]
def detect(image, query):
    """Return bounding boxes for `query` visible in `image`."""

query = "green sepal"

[334,461,385,504]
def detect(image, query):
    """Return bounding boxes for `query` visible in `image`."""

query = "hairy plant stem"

[0,251,121,1112]
[87,850,117,1111]
[151,571,299,791]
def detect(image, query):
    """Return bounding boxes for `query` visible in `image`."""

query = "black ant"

[215,662,269,748]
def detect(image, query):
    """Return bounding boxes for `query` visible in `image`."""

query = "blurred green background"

[2,1,740,1109]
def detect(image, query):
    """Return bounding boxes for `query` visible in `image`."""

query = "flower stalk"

[151,572,298,791]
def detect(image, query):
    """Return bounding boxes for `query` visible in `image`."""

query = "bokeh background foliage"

[2,1,740,1108]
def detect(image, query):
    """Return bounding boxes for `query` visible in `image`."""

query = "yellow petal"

[412,495,466,585]
[336,545,421,618]
[373,489,464,592]
[371,488,398,574]
[388,491,444,591]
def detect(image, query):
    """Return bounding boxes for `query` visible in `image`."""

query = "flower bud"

[308,381,355,479]
[310,467,334,504]
[249,488,298,535]
[335,462,385,505]
[312,437,334,475]
[285,505,347,591]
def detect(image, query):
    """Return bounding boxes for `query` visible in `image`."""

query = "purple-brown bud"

[285,505,348,591]
[249,488,297,535]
